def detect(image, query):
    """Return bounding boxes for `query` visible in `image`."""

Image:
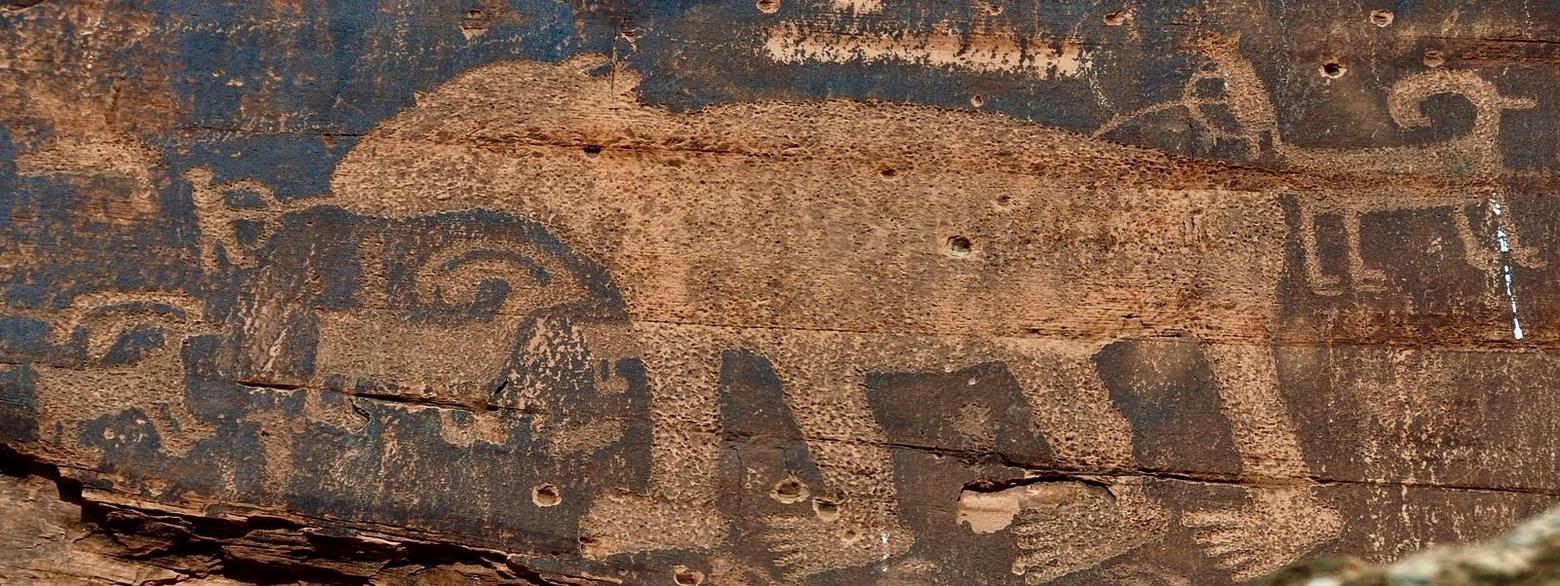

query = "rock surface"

[3,0,1560,584]
[1264,504,1560,585]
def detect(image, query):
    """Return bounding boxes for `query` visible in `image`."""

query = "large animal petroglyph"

[73,41,1540,582]
[7,2,1560,584]
[308,54,1342,581]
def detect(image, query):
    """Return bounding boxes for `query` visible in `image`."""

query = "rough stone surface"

[2,0,1559,584]
[1264,504,1560,585]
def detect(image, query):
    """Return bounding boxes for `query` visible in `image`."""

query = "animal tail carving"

[1386,69,1535,141]
[1122,36,1538,165]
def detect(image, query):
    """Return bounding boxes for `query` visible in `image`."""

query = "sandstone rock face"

[1264,504,1560,585]
[1,1,1558,584]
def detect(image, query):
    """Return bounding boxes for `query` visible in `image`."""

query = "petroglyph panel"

[3,1,1560,584]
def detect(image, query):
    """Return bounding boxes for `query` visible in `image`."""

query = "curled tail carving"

[1098,36,1536,166]
[1386,70,1535,140]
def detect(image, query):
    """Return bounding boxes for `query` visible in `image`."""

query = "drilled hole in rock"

[756,0,780,13]
[879,167,898,179]
[672,566,704,585]
[771,477,809,504]
[1320,61,1346,78]
[994,194,1012,208]
[947,235,973,257]
[1424,51,1445,68]
[813,497,841,521]
[1103,10,1130,26]
[532,483,561,507]
[582,144,603,157]
[970,94,985,108]
[1369,9,1393,27]
[841,528,861,544]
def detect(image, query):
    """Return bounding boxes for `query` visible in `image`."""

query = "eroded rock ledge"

[0,448,604,585]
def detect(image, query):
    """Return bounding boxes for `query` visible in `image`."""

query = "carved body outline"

[9,292,217,458]
[181,51,1446,583]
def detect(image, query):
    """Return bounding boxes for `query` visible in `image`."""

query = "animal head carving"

[414,241,590,319]
[185,166,295,274]
[51,292,210,363]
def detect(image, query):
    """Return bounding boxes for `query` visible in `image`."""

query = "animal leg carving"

[578,324,729,557]
[1299,205,1343,296]
[1343,211,1388,293]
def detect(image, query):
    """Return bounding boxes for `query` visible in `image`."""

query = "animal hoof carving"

[1001,479,1168,584]
[758,511,911,580]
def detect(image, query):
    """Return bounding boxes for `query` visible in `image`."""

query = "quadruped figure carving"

[186,167,293,274]
[1,16,1549,585]
[10,292,216,458]
[180,38,1544,580]
[306,53,1344,583]
[1097,36,1543,297]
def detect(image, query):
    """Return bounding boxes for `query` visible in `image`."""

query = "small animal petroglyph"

[1096,37,1545,297]
[8,292,216,458]
[185,166,298,274]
